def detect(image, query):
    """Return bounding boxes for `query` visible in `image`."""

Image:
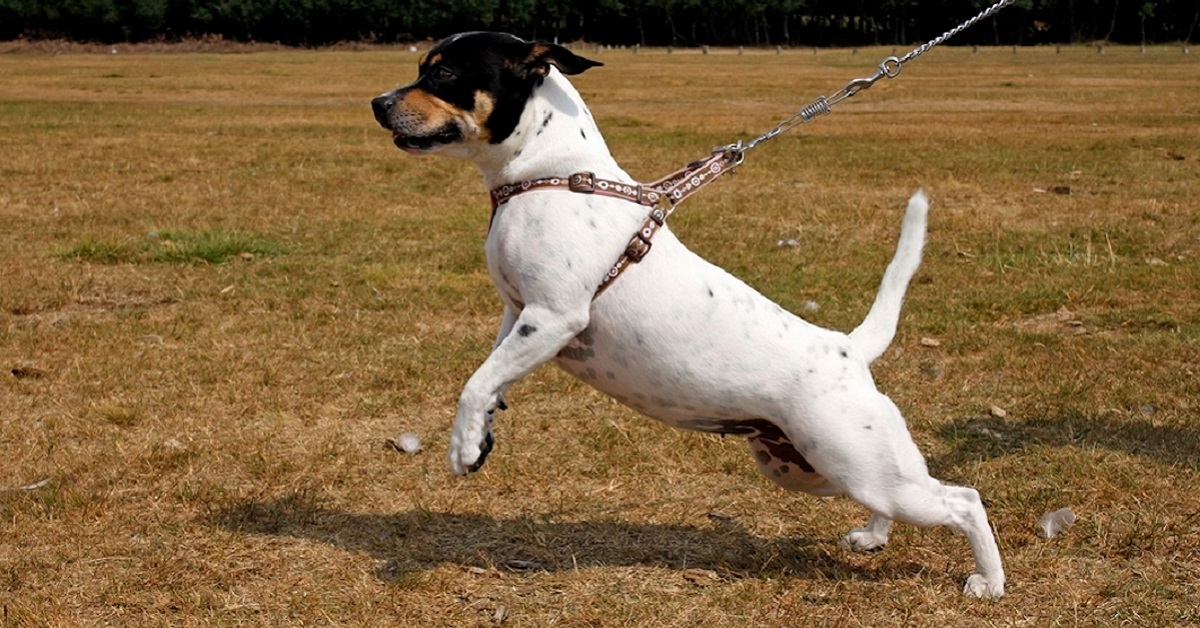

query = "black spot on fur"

[518,324,537,337]
[679,418,818,474]
[839,348,849,358]
[580,128,587,140]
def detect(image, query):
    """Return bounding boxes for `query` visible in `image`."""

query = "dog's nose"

[371,94,394,128]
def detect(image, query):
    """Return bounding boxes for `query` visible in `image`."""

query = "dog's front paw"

[962,573,1004,599]
[448,426,495,475]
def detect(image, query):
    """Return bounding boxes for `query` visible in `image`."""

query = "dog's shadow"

[931,411,1200,472]
[209,494,889,583]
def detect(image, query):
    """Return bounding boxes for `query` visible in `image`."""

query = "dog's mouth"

[390,128,461,154]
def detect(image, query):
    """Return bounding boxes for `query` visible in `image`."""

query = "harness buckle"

[568,172,596,193]
[625,226,656,263]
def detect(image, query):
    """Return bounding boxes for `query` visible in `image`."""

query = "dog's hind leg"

[849,479,1004,598]
[808,395,1005,598]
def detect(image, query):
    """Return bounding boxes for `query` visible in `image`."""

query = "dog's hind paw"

[843,528,889,553]
[962,573,1004,599]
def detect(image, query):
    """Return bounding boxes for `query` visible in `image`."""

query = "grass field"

[1,42,1198,626]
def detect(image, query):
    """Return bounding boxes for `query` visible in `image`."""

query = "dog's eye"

[431,66,455,82]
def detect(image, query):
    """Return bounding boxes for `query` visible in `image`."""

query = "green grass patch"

[61,229,285,264]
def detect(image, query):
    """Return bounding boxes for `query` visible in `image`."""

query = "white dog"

[371,31,1004,598]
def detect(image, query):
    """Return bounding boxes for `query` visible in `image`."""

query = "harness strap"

[488,147,742,300]
[490,173,661,212]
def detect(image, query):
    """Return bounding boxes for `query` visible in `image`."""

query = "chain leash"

[723,0,1017,159]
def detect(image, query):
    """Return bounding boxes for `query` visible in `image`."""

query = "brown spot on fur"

[394,88,482,140]
[398,89,458,128]
[756,436,816,473]
[522,43,554,77]
[471,90,495,142]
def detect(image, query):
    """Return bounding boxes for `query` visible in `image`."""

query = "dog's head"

[371,32,602,155]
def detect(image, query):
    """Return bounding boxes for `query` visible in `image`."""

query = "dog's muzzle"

[371,92,462,153]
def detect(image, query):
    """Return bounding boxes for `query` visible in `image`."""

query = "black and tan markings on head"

[370,32,602,152]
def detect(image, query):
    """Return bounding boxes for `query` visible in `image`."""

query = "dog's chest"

[484,196,645,308]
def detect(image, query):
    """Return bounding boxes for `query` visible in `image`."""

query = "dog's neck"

[470,69,631,190]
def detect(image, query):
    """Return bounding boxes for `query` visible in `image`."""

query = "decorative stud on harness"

[489,0,1015,300]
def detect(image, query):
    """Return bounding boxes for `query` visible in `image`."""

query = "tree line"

[0,0,1196,47]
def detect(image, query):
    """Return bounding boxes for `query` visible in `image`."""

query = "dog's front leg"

[491,306,517,412]
[449,302,589,474]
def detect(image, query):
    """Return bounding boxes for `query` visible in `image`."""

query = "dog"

[371,31,1005,598]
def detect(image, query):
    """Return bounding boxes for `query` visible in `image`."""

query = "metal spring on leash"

[731,0,1016,162]
[798,96,831,122]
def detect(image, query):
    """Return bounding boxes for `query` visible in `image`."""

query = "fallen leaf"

[11,362,48,379]
[1039,507,1077,539]
[682,568,719,587]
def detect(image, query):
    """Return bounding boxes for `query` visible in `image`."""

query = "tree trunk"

[1104,0,1119,42]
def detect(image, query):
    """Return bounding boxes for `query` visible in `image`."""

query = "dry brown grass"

[1,44,1198,626]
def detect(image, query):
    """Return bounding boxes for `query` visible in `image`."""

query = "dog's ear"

[520,42,603,78]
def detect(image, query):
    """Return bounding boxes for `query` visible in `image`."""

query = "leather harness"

[489,147,743,299]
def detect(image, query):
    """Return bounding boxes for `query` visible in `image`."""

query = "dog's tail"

[849,189,929,363]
